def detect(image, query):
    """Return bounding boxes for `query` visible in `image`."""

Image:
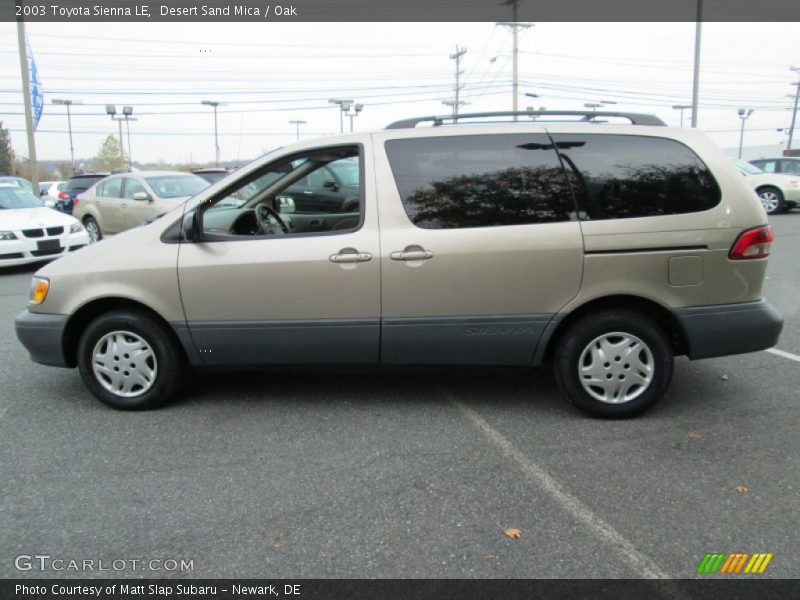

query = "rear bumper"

[15,311,70,368]
[673,299,783,360]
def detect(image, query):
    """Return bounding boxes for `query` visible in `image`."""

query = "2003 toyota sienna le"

[15,111,783,417]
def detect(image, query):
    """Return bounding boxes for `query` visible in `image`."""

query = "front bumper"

[673,299,783,360]
[0,231,89,267]
[15,311,71,368]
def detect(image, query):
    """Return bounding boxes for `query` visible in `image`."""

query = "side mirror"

[182,210,201,242]
[132,191,152,202]
[276,196,295,213]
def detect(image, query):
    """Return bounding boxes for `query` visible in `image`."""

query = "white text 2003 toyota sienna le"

[16,111,783,417]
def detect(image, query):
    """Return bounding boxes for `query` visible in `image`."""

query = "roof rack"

[386,110,667,129]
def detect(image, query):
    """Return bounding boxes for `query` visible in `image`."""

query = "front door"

[177,143,380,366]
[96,177,125,234]
[374,130,584,365]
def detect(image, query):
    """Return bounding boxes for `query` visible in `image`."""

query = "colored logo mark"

[697,552,773,574]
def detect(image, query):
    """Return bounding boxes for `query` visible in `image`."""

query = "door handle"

[329,251,372,264]
[390,249,434,261]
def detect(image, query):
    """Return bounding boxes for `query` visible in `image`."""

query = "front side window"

[98,178,123,198]
[551,134,721,220]
[781,160,800,175]
[756,161,776,173]
[200,146,362,238]
[145,175,207,199]
[123,178,147,199]
[385,134,574,229]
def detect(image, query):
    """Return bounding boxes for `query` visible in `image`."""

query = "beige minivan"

[15,111,783,417]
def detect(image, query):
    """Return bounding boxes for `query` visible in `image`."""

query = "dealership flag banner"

[26,35,43,130]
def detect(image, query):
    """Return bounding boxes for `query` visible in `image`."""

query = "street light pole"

[672,104,692,127]
[289,120,306,142]
[787,67,800,154]
[52,99,82,170]
[328,99,353,133]
[201,100,223,166]
[691,0,703,128]
[738,108,753,159]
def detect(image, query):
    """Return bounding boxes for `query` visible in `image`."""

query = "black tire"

[553,310,674,418]
[83,216,102,243]
[756,187,784,215]
[77,309,185,410]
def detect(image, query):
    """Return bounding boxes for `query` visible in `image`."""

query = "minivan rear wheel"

[553,310,673,418]
[77,309,184,410]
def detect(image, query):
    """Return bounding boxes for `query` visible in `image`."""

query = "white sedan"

[0,184,90,267]
[730,158,800,215]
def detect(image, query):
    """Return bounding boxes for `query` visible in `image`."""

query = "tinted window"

[551,134,720,220]
[385,134,574,229]
[67,176,106,191]
[98,178,123,198]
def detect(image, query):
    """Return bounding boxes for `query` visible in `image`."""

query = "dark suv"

[56,173,109,214]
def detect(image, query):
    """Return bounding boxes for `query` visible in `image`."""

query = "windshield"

[731,158,763,175]
[145,175,209,199]
[0,186,43,209]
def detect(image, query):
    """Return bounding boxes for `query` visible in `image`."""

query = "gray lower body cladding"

[673,299,783,359]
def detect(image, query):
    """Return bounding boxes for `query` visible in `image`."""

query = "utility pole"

[52,99,81,171]
[446,46,467,119]
[691,0,702,128]
[499,1,532,121]
[201,100,224,166]
[787,66,800,154]
[16,20,39,196]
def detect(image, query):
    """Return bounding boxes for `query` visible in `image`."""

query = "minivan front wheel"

[553,310,673,418]
[77,309,184,410]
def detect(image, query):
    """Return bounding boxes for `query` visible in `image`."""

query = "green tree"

[0,121,14,175]
[93,135,125,171]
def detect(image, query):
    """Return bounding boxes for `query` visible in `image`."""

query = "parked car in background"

[192,167,233,185]
[730,158,799,214]
[15,111,782,417]
[0,175,34,194]
[0,183,89,267]
[73,171,208,242]
[56,173,110,215]
[749,156,800,175]
[39,181,66,208]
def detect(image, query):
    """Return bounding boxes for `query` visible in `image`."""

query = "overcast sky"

[1,21,798,166]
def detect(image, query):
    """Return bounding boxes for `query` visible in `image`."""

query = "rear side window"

[385,134,575,229]
[98,178,123,198]
[550,134,721,220]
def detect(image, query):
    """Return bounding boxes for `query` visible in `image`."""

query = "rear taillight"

[58,191,69,200]
[74,196,81,208]
[729,225,774,260]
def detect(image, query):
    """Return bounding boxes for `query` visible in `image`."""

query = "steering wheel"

[254,202,289,235]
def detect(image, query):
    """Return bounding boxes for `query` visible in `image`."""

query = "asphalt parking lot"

[1,216,798,580]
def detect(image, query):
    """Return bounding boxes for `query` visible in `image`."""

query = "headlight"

[69,222,84,233]
[0,231,17,241]
[29,277,50,305]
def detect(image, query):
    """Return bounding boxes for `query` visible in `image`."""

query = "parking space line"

[447,392,671,580]
[766,348,800,363]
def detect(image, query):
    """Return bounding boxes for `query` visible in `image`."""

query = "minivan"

[15,111,783,417]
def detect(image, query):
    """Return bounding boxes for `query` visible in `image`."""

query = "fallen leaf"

[719,374,729,381]
[735,485,749,494]
[504,528,522,539]
[273,543,283,549]
[688,432,703,440]
[485,554,496,560]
